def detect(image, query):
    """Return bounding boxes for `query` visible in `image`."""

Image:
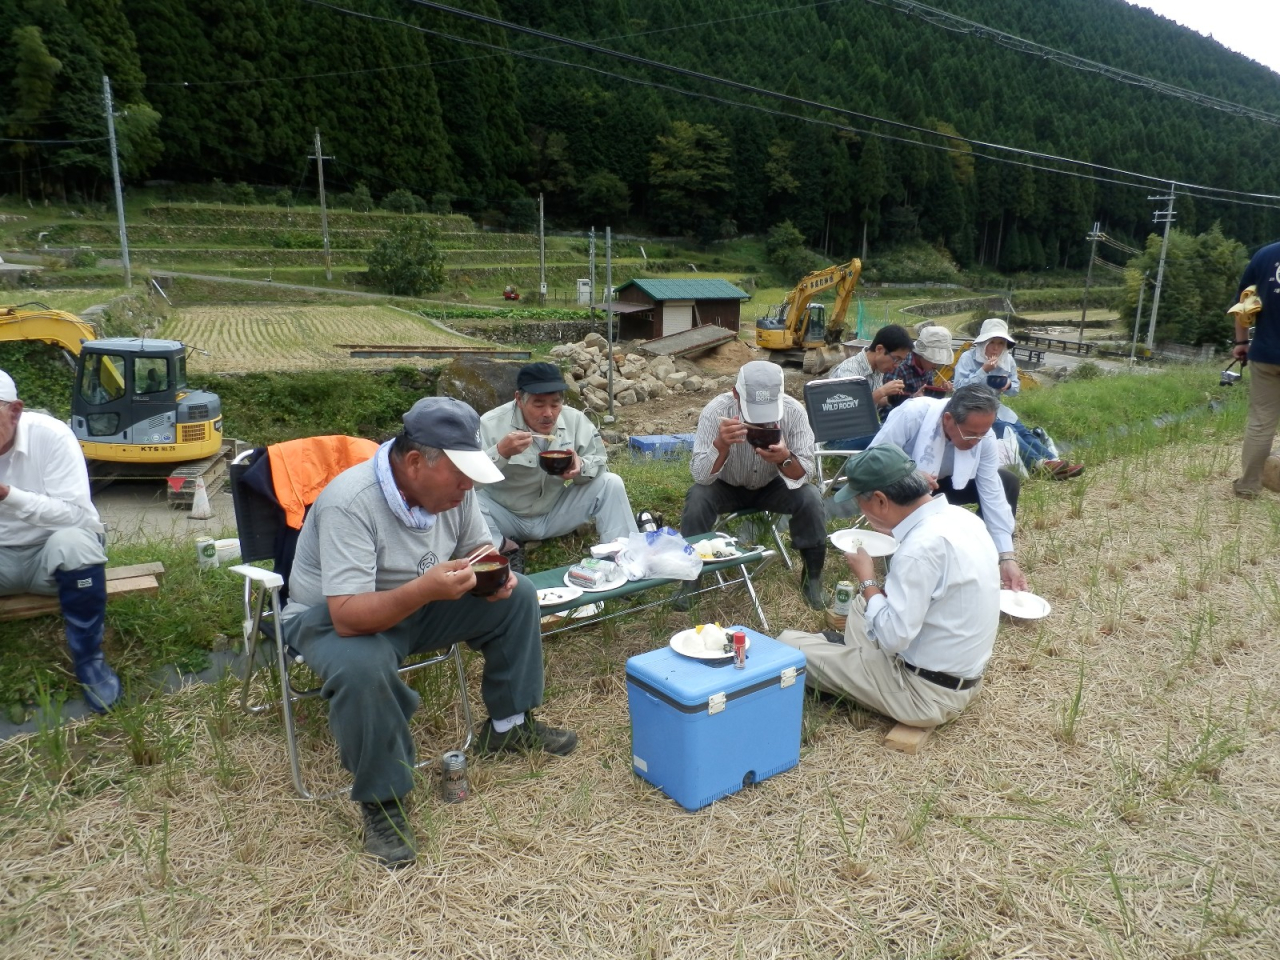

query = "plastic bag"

[616,527,704,582]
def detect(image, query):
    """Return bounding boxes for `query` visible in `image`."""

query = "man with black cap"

[477,361,637,565]
[284,396,577,869]
[0,369,119,714]
[678,359,826,609]
[777,443,1000,728]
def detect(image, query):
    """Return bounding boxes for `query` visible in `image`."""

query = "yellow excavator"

[1,302,226,503]
[754,258,862,373]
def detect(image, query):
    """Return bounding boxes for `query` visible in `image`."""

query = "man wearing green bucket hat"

[777,443,1000,728]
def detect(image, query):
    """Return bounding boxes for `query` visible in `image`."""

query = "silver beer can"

[831,580,854,616]
[440,750,469,803]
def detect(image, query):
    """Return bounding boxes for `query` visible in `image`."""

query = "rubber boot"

[798,547,826,612]
[670,576,704,613]
[54,565,120,713]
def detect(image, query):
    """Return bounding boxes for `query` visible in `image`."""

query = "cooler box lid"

[626,626,806,711]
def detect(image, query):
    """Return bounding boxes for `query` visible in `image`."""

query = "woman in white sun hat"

[953,318,1083,480]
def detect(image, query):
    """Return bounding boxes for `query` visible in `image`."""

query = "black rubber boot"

[670,576,704,612]
[55,565,120,713]
[798,547,826,612]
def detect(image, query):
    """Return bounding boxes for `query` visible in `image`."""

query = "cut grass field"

[2,366,1277,957]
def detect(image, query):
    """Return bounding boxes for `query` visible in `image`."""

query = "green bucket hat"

[833,443,917,502]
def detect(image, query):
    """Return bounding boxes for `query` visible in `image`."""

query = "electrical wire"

[0,136,110,144]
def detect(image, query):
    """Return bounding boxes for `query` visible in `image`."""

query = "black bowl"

[986,374,1009,391]
[538,450,574,475]
[745,426,782,449]
[470,554,510,597]
[922,385,948,399]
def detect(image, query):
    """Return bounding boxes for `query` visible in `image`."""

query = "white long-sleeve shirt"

[0,411,103,547]
[862,496,1000,678]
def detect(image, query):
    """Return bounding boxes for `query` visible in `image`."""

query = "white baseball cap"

[0,370,17,403]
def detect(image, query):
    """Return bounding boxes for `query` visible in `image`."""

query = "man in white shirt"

[0,369,118,713]
[679,360,826,609]
[778,444,1000,727]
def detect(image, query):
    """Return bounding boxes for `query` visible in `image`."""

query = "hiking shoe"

[360,801,416,869]
[670,577,703,612]
[476,717,578,757]
[1043,459,1084,480]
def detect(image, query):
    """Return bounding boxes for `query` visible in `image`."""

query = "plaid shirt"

[885,353,940,402]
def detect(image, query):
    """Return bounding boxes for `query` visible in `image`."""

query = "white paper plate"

[999,590,1052,619]
[829,528,898,557]
[694,536,745,561]
[563,570,629,593]
[537,586,583,608]
[670,628,751,661]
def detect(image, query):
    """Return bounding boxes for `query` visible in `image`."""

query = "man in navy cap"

[284,396,577,869]
[478,361,637,567]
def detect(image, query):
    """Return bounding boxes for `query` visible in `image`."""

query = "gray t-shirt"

[284,459,492,615]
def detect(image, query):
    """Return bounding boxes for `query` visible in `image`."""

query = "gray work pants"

[1237,359,1280,494]
[283,575,546,804]
[479,472,637,546]
[0,527,108,595]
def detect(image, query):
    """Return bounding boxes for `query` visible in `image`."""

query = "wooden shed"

[604,278,750,342]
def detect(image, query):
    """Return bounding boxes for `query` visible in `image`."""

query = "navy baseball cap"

[517,362,569,394]
[403,397,503,483]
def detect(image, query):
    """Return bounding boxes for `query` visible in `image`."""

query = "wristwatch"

[857,578,879,594]
[781,457,795,471]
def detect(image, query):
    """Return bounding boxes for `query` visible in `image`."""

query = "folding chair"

[802,375,881,499]
[718,508,793,569]
[228,444,474,800]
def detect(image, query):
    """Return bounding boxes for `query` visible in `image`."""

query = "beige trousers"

[1237,360,1280,494]
[777,597,979,728]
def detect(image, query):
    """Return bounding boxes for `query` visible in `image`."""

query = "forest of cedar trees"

[3,0,1280,274]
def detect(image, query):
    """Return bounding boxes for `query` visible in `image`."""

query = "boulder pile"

[549,332,735,412]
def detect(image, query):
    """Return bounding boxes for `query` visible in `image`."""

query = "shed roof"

[616,278,750,301]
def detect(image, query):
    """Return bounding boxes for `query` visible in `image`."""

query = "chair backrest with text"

[803,376,879,447]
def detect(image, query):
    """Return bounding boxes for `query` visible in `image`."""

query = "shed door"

[662,300,694,337]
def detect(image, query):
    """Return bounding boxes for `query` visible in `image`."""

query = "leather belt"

[900,660,981,691]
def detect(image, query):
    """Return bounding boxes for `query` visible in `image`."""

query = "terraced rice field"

[164,304,481,373]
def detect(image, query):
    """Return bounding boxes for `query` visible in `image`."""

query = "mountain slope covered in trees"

[3,0,1278,271]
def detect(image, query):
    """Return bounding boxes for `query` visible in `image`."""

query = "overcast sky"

[1122,1,1280,75]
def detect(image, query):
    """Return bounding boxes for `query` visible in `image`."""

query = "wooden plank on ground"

[884,723,935,755]
[106,562,166,582]
[639,324,736,358]
[0,573,161,622]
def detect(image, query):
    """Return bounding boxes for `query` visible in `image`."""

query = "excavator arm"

[0,302,123,393]
[755,259,862,373]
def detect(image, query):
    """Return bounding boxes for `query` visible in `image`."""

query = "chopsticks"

[463,544,497,565]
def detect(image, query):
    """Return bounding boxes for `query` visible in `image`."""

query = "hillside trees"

[366,219,446,297]
[648,121,733,237]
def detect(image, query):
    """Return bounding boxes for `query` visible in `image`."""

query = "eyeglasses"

[945,415,987,443]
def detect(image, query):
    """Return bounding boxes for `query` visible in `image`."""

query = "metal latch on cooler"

[708,692,726,715]
[780,667,798,688]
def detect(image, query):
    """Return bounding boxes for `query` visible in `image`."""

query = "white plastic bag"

[616,527,704,582]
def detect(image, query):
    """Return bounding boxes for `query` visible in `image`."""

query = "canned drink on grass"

[195,537,217,571]
[831,580,854,617]
[440,750,469,803]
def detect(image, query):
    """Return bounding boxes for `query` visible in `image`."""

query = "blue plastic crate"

[628,433,696,459]
[626,627,806,811]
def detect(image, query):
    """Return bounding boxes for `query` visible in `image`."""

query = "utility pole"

[538,193,546,305]
[310,129,333,281]
[588,227,596,320]
[1077,222,1101,345]
[1145,187,1176,352]
[605,226,614,420]
[102,76,131,288]
[1130,270,1149,364]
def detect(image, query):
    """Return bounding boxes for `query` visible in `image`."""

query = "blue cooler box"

[626,626,806,811]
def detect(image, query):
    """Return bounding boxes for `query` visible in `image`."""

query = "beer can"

[440,750,469,803]
[831,580,854,617]
[195,536,217,571]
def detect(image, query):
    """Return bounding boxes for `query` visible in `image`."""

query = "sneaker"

[1043,459,1085,480]
[476,717,578,757]
[360,801,416,869]
[670,577,703,612]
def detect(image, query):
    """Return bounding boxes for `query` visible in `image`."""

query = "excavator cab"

[71,339,223,465]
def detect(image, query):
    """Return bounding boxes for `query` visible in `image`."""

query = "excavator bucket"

[802,345,845,375]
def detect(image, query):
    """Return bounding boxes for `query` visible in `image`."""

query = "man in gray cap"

[284,396,577,869]
[478,361,637,569]
[777,443,1000,728]
[678,359,825,609]
[0,369,119,714]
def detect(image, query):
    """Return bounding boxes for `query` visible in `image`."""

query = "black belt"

[900,660,981,691]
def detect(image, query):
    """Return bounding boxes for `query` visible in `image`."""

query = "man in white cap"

[677,360,826,609]
[0,369,119,714]
[283,396,577,869]
[884,324,955,406]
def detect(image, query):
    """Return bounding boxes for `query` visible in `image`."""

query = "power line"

[0,136,110,144]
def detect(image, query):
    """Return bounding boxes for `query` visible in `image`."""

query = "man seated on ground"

[778,444,1000,728]
[677,359,826,610]
[829,323,914,411]
[868,383,1028,591]
[884,324,955,407]
[282,396,577,869]
[478,362,637,569]
[0,370,119,714]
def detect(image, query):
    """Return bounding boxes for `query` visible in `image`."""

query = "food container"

[470,553,510,596]
[538,450,574,475]
[626,627,806,811]
[567,557,618,588]
[986,374,1009,391]
[744,425,782,449]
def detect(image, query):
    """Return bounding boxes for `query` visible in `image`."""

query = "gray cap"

[914,325,954,366]
[403,396,503,483]
[735,360,784,424]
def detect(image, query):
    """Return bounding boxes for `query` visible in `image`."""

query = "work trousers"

[480,472,637,546]
[680,477,827,550]
[1237,359,1280,494]
[283,575,546,804]
[936,467,1020,518]
[0,527,107,595]
[777,597,979,728]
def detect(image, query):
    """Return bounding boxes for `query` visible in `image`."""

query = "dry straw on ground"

[2,436,1278,959]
